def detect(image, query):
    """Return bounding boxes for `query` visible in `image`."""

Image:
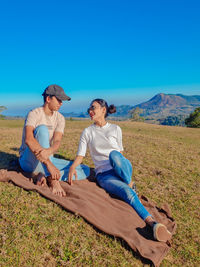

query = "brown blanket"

[0,169,176,266]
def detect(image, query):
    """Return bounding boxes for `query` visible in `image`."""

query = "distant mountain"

[133,93,200,118]
[62,105,134,118]
[62,112,87,118]
[62,93,200,125]
[109,105,133,117]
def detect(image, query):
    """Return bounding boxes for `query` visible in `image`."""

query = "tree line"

[0,106,6,119]
[130,106,200,128]
[1,105,200,127]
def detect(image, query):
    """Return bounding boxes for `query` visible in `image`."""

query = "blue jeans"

[96,150,152,220]
[19,125,90,181]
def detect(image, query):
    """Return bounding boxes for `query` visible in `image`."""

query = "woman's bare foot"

[145,216,155,227]
[129,181,134,188]
[32,173,47,186]
[129,181,137,192]
[47,177,66,197]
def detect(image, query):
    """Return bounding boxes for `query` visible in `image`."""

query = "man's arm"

[25,125,44,155]
[51,131,63,153]
[35,131,63,162]
[25,126,61,180]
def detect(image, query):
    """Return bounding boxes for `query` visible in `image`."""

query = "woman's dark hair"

[91,98,116,117]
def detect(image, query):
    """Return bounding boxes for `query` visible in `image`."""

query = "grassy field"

[0,119,199,266]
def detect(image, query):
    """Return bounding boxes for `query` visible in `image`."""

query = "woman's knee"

[109,150,122,167]
[109,150,120,160]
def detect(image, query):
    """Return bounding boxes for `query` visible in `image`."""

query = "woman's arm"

[68,155,84,185]
[68,128,88,185]
[117,126,124,152]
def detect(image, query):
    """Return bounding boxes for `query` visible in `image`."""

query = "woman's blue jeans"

[19,125,90,181]
[96,150,152,220]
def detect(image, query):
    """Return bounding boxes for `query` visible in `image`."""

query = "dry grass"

[0,119,199,266]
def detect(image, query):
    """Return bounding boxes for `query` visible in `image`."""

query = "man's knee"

[34,124,48,133]
[34,125,49,139]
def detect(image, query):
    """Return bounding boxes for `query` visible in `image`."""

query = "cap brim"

[57,95,71,101]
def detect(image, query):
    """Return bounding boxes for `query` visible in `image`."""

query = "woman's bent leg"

[109,150,132,184]
[97,169,172,242]
[97,170,151,220]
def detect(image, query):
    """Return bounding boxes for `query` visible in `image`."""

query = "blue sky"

[0,0,200,116]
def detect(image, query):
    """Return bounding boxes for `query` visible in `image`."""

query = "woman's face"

[88,101,106,121]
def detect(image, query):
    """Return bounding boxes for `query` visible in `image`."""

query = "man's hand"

[35,148,52,163]
[68,166,77,185]
[46,161,61,180]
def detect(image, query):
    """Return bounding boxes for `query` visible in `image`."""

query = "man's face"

[47,96,63,111]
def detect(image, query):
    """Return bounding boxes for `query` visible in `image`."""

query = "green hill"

[134,93,200,118]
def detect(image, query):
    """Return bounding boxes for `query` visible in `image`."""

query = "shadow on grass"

[136,225,154,241]
[0,151,20,171]
[54,154,71,161]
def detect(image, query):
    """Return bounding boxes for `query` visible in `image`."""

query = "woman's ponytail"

[108,104,116,115]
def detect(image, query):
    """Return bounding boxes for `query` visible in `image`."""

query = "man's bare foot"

[32,173,47,186]
[47,178,66,197]
[0,169,8,181]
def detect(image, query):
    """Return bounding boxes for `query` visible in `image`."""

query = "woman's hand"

[68,155,84,185]
[68,166,77,185]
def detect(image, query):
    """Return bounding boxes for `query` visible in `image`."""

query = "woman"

[68,99,172,242]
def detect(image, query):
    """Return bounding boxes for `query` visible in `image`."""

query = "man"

[19,84,90,197]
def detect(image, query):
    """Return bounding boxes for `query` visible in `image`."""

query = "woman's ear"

[103,106,106,116]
